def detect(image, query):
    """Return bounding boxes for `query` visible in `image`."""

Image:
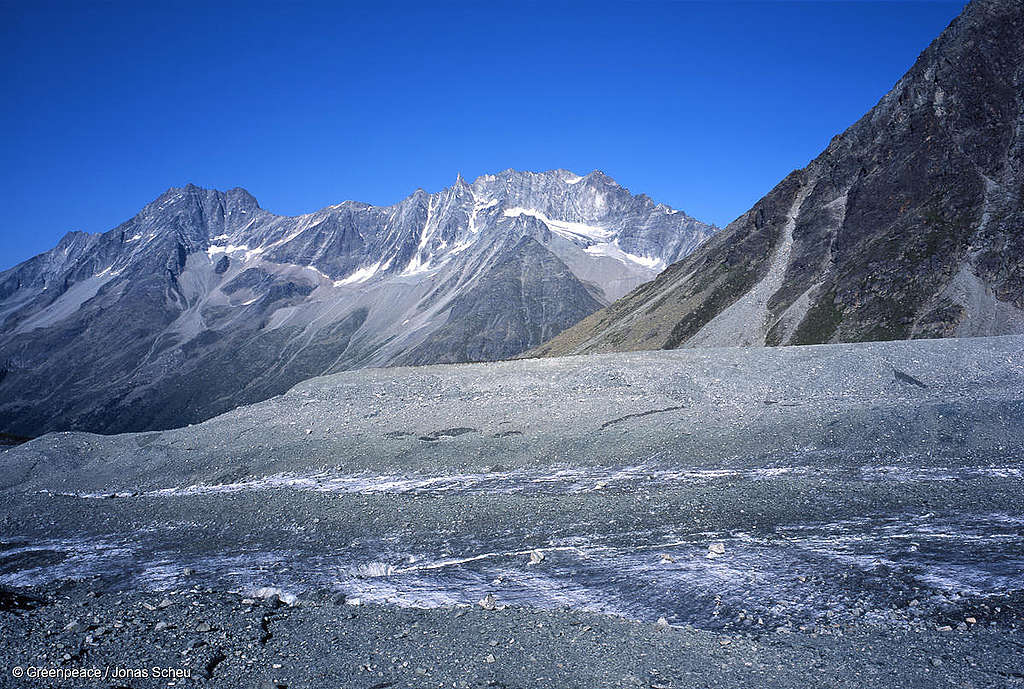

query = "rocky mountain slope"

[534,0,1024,359]
[0,169,713,436]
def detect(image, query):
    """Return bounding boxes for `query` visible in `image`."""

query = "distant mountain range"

[534,0,1024,358]
[0,169,714,436]
[6,0,1019,440]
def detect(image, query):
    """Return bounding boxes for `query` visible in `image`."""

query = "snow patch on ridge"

[468,197,497,235]
[206,244,265,261]
[502,207,612,243]
[337,262,382,286]
[585,242,665,271]
[401,253,434,276]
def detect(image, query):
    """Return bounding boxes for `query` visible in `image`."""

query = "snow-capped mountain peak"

[0,169,715,436]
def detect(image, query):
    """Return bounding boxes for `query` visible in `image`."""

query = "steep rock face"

[398,237,604,366]
[0,170,714,436]
[534,0,1024,358]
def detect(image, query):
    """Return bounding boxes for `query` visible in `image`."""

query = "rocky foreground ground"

[2,580,1022,689]
[1,336,1023,687]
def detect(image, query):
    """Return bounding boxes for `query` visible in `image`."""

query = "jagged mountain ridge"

[0,169,714,436]
[534,0,1024,359]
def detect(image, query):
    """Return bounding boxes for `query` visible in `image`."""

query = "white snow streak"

[584,242,665,271]
[206,244,265,261]
[502,207,612,243]
[336,262,382,286]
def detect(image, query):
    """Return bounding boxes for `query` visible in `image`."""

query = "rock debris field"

[1,335,1023,688]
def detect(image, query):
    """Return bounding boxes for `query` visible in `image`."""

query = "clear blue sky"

[1,0,966,271]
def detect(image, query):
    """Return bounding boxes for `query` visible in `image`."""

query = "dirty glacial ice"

[2,335,1022,634]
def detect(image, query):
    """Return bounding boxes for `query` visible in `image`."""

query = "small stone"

[157,598,173,609]
[936,625,953,632]
[64,620,85,633]
[182,567,196,576]
[655,617,670,629]
[965,617,977,624]
[254,587,294,607]
[930,657,943,667]
[196,622,212,633]
[707,542,726,558]
[528,550,545,566]
[660,554,674,564]
[478,594,497,611]
[484,654,495,664]
[154,621,169,631]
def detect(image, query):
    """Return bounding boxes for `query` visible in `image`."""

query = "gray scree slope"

[0,169,713,437]
[534,0,1024,359]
